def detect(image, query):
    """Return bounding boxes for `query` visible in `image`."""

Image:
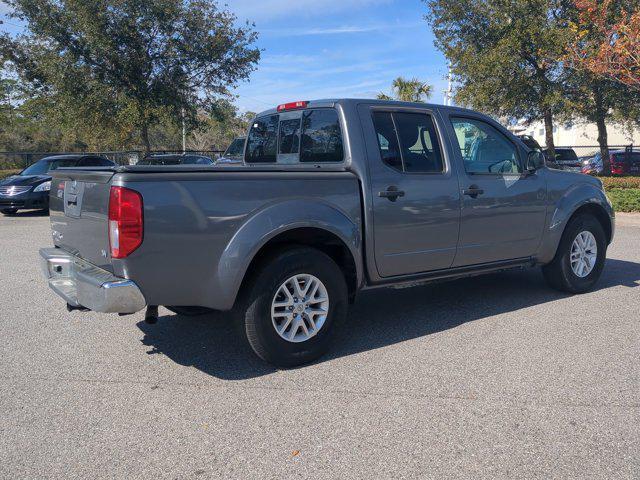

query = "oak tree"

[1,0,260,152]
[425,0,569,158]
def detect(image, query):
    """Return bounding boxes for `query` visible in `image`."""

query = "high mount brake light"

[108,186,143,259]
[276,101,308,112]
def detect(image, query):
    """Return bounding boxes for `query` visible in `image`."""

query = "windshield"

[21,158,78,176]
[224,138,245,158]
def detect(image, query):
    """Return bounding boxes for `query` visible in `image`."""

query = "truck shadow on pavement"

[137,258,640,380]
[4,209,49,217]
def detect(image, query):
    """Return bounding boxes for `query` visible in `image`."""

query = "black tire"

[1,208,18,215]
[237,247,348,368]
[542,213,607,293]
[165,306,214,317]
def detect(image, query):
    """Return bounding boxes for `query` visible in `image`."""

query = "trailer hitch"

[144,305,159,324]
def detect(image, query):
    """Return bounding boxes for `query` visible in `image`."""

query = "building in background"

[509,118,640,154]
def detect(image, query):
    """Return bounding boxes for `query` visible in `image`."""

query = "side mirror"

[526,150,545,172]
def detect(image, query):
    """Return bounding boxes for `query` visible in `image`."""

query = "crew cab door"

[359,105,461,278]
[443,114,547,266]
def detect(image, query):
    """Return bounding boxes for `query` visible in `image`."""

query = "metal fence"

[1,145,637,174]
[0,150,225,170]
[547,144,639,176]
[556,144,635,160]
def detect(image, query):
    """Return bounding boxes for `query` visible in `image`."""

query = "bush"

[607,188,640,212]
[600,176,640,191]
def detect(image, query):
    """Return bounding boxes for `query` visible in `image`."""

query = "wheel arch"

[239,227,360,304]
[568,203,613,245]
[539,184,614,264]
[215,200,363,310]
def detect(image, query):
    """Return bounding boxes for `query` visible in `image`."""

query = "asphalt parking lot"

[0,212,638,479]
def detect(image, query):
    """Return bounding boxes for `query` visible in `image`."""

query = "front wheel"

[542,214,607,293]
[238,247,348,368]
[1,208,18,215]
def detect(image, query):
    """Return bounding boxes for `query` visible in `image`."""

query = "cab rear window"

[300,109,343,163]
[246,115,278,163]
[245,108,343,164]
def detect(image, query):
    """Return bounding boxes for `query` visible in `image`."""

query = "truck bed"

[49,167,362,310]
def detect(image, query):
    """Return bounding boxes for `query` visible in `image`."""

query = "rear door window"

[393,112,444,173]
[372,111,402,170]
[371,111,443,173]
[246,114,279,163]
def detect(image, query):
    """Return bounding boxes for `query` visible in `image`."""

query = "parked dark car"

[138,154,215,165]
[0,154,115,215]
[517,135,543,152]
[582,150,640,175]
[216,137,246,165]
[544,147,581,172]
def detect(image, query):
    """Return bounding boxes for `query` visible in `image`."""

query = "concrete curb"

[615,212,640,227]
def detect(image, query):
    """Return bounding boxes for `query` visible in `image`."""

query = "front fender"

[538,182,614,264]
[215,199,362,310]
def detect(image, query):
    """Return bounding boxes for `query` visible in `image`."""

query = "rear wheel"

[238,247,348,368]
[1,208,18,215]
[542,214,607,293]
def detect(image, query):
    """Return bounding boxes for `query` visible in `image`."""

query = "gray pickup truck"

[40,99,614,367]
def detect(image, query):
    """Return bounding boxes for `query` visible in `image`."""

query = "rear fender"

[215,199,362,309]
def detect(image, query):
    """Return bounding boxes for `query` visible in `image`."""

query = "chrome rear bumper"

[39,247,146,314]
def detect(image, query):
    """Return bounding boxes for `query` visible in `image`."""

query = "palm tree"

[377,77,433,103]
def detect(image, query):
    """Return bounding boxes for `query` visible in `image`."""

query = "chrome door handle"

[378,187,405,202]
[462,186,484,198]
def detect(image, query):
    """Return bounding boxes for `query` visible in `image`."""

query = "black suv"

[0,154,115,215]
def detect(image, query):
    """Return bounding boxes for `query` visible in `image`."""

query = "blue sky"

[229,0,448,113]
[0,0,449,113]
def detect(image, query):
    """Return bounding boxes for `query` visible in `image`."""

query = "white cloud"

[0,3,14,16]
[234,75,394,113]
[263,25,381,36]
[260,54,319,66]
[227,0,392,23]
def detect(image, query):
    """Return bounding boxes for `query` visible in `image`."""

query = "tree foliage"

[187,100,254,151]
[568,0,640,91]
[0,69,253,155]
[558,0,640,173]
[425,0,570,156]
[377,77,433,102]
[0,0,260,152]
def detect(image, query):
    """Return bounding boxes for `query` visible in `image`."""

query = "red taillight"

[108,186,143,259]
[276,101,308,112]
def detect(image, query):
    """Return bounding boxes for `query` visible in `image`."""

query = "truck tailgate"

[49,169,116,272]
